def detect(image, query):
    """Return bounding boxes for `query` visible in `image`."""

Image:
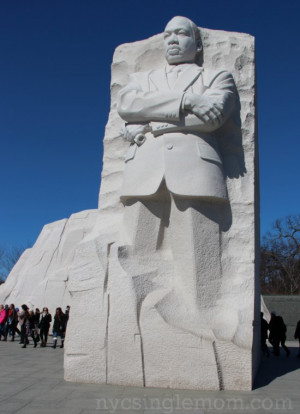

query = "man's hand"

[183,93,223,127]
[120,123,151,143]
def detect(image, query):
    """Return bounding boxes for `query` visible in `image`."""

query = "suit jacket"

[117,64,236,200]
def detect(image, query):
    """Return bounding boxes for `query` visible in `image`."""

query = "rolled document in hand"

[134,134,146,146]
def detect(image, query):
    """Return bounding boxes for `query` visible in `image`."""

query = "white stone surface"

[0,210,99,317]
[0,18,259,391]
[66,21,259,390]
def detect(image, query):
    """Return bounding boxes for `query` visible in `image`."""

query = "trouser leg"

[10,324,15,341]
[281,340,290,356]
[122,198,166,255]
[40,329,44,344]
[44,329,49,345]
[169,197,223,311]
[31,333,37,347]
[60,333,65,348]
[52,333,57,348]
[20,325,25,344]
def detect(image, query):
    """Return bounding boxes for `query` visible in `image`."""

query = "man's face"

[163,17,198,65]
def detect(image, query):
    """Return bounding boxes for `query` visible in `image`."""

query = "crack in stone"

[104,242,113,384]
[213,341,224,390]
[105,293,110,384]
[44,220,68,278]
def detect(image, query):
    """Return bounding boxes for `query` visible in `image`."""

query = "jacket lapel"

[174,64,203,92]
[148,64,204,93]
[148,68,170,91]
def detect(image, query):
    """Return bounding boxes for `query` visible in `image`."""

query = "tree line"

[260,214,300,295]
[0,245,27,284]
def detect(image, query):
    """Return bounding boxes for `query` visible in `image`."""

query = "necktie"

[167,66,181,88]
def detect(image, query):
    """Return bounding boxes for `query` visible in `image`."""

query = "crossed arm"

[118,70,236,142]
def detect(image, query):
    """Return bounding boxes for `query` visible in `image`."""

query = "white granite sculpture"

[0,17,260,390]
[64,16,259,390]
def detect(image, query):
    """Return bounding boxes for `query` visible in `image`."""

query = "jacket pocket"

[125,144,137,163]
[197,142,222,165]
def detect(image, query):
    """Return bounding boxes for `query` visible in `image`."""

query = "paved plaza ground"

[0,339,299,414]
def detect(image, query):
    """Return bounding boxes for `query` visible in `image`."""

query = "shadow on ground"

[254,344,300,389]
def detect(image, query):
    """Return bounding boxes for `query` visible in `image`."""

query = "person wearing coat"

[6,304,18,341]
[18,304,30,348]
[294,320,300,357]
[0,304,7,340]
[52,307,66,349]
[27,310,38,348]
[261,312,270,357]
[39,307,52,347]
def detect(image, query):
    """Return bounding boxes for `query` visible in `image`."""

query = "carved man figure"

[117,16,237,334]
[118,16,236,200]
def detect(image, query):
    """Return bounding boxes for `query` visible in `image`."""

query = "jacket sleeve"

[185,71,236,130]
[151,71,236,135]
[117,73,184,123]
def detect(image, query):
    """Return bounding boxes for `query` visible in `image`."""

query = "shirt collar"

[165,63,193,74]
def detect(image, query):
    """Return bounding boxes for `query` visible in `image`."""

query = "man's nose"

[168,33,179,44]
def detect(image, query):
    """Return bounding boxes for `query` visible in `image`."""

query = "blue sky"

[0,0,299,248]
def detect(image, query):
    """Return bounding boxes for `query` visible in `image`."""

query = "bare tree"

[0,245,27,283]
[261,214,300,294]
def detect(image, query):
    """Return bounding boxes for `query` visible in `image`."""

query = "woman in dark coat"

[6,304,18,341]
[52,307,66,349]
[27,310,38,348]
[39,307,52,347]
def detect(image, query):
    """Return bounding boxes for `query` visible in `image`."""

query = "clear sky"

[0,0,299,249]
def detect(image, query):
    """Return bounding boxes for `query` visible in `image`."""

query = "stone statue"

[116,16,237,339]
[1,16,258,390]
[118,16,236,200]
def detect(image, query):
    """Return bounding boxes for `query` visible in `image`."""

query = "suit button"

[167,143,173,150]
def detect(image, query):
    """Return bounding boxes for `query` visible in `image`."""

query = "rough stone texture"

[0,25,259,391]
[65,27,259,390]
[0,210,100,316]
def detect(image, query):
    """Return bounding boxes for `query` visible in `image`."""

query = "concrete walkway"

[0,340,299,414]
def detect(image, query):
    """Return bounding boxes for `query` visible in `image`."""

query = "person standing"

[6,304,18,341]
[52,307,66,349]
[65,306,70,330]
[18,304,29,348]
[277,315,290,357]
[0,304,7,341]
[294,320,300,357]
[261,312,270,357]
[34,308,41,342]
[269,311,280,356]
[28,310,38,348]
[39,307,52,347]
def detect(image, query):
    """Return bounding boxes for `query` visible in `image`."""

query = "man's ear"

[196,40,203,53]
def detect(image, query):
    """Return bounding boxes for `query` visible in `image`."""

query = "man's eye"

[164,33,170,38]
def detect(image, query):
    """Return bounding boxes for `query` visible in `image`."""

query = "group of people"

[261,311,300,357]
[0,303,70,349]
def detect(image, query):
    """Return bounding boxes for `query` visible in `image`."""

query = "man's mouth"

[168,47,181,55]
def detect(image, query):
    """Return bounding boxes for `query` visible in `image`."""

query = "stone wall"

[263,295,300,341]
